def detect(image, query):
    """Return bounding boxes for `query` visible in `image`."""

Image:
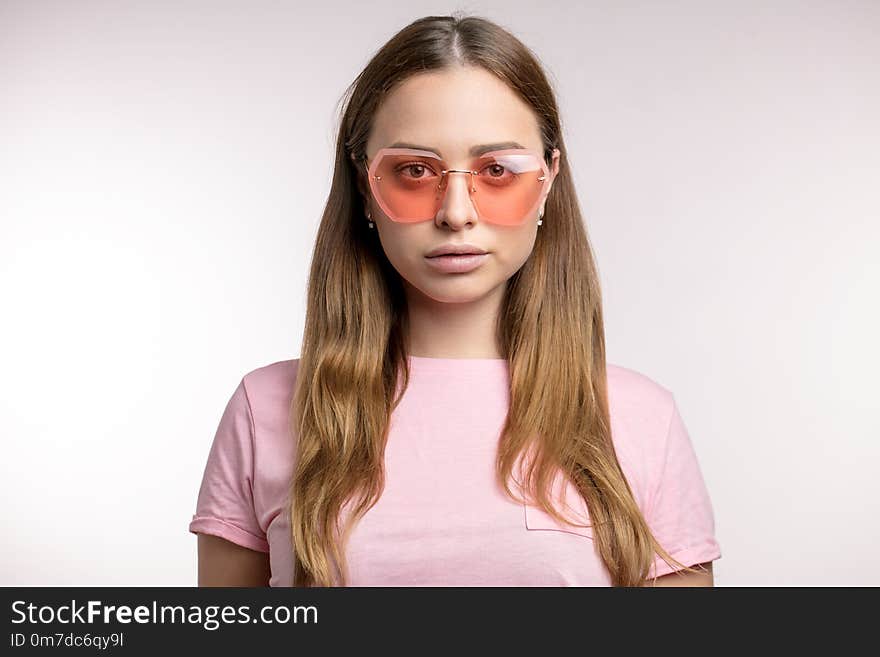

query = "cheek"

[375,225,421,274]
[494,232,538,273]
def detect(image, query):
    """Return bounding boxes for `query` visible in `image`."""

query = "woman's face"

[359,65,560,305]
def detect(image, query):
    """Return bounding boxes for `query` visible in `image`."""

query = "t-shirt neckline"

[406,354,509,371]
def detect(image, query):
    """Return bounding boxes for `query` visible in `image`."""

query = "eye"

[483,163,507,177]
[478,162,517,185]
[480,162,513,180]
[396,162,437,179]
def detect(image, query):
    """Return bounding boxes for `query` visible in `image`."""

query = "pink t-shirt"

[188,356,721,586]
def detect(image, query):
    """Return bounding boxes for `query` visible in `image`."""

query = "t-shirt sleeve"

[645,395,721,579]
[188,378,270,553]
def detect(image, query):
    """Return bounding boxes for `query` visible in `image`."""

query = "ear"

[350,152,371,210]
[540,148,561,213]
[546,148,560,195]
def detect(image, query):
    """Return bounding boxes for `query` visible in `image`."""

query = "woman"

[189,13,721,587]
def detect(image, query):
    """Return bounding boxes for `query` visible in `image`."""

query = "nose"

[436,170,478,226]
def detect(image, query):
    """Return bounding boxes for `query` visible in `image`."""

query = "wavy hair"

[289,13,700,586]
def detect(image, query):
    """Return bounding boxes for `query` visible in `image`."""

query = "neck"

[403,279,506,359]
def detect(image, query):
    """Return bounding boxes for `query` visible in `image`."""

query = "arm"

[642,394,721,587]
[644,561,713,587]
[191,378,271,587]
[197,533,271,587]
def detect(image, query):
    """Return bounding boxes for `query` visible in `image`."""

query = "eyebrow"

[388,141,527,157]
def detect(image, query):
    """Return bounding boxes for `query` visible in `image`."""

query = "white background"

[1,0,877,586]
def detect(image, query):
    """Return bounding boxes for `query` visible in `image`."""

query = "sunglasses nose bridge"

[435,168,479,219]
[438,168,476,194]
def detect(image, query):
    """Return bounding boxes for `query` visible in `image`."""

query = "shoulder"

[236,359,301,447]
[234,359,301,482]
[605,362,675,426]
[605,363,678,500]
[239,358,300,409]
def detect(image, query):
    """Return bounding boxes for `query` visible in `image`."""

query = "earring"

[537,208,544,226]
[366,210,374,229]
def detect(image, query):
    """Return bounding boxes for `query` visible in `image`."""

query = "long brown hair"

[289,12,700,586]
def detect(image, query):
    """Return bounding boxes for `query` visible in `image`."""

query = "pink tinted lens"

[372,152,442,223]
[468,151,547,226]
[370,150,547,225]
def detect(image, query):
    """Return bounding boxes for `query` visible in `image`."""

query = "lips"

[425,243,489,258]
[427,251,484,258]
[424,252,489,273]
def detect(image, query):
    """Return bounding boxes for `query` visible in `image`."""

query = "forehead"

[367,66,544,160]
